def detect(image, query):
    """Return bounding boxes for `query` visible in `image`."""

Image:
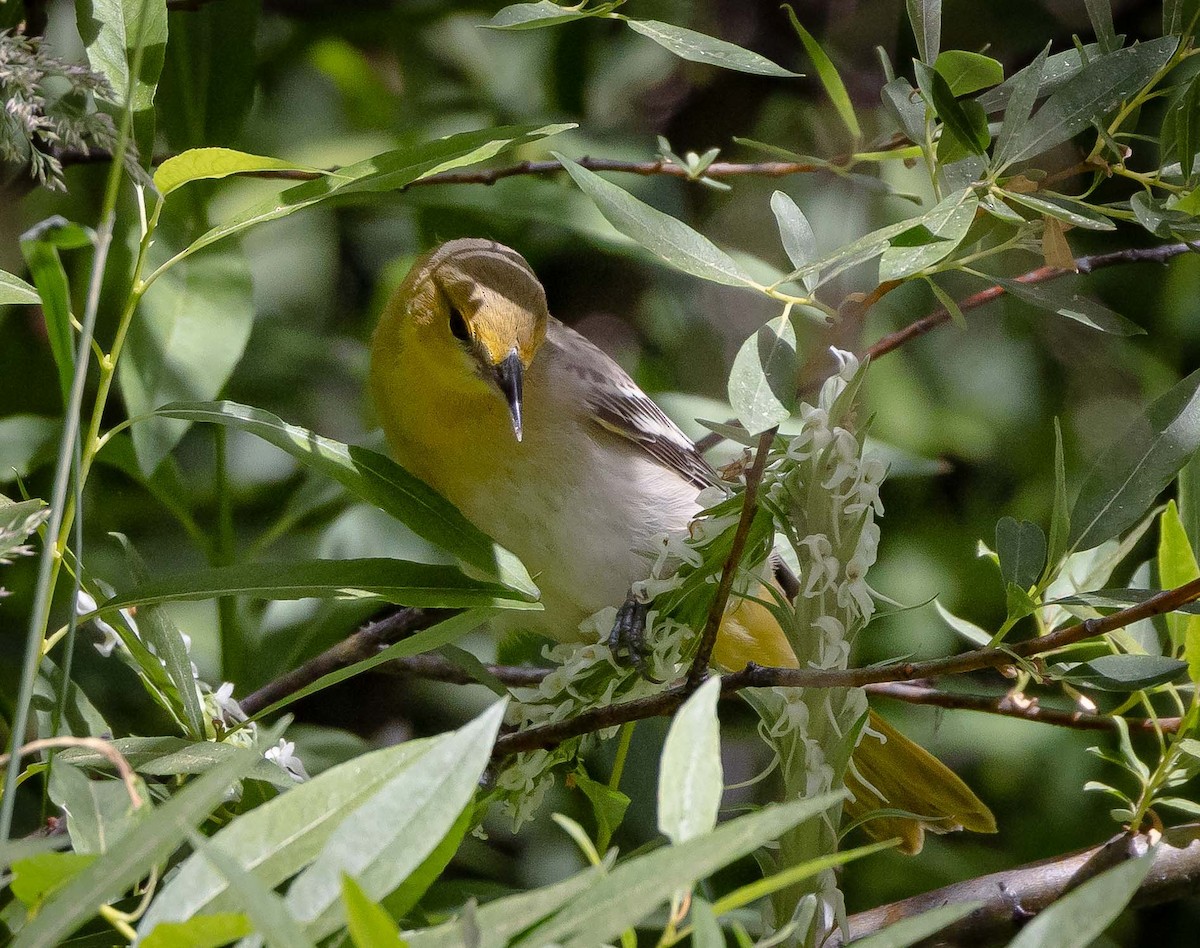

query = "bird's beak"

[494,350,524,442]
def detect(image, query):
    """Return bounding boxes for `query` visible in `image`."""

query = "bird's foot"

[607,597,662,682]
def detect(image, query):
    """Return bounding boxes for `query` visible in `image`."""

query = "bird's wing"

[550,324,719,489]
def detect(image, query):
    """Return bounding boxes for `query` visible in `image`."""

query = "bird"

[370,237,994,851]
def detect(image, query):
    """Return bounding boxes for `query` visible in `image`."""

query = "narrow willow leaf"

[1168,75,1200,184]
[728,314,798,435]
[285,702,506,939]
[658,677,722,845]
[996,277,1143,337]
[484,1,611,29]
[935,600,991,646]
[979,44,1100,114]
[13,750,258,948]
[783,6,860,139]
[1002,191,1116,231]
[1053,654,1188,691]
[141,914,254,948]
[154,147,324,196]
[934,50,1003,96]
[75,0,168,165]
[882,77,926,145]
[95,558,533,612]
[996,517,1047,590]
[47,763,142,856]
[1178,449,1200,559]
[1071,368,1200,551]
[180,124,572,261]
[924,277,966,328]
[519,793,844,947]
[0,270,39,305]
[1006,37,1178,164]
[906,0,941,63]
[770,192,817,291]
[1006,850,1155,948]
[994,44,1051,166]
[555,153,756,287]
[138,739,434,932]
[1047,418,1071,570]
[9,851,95,906]
[59,736,294,787]
[1157,501,1200,679]
[623,19,800,77]
[849,901,983,947]
[914,61,989,155]
[1085,0,1120,54]
[343,875,406,948]
[156,400,537,597]
[878,189,979,281]
[120,237,254,474]
[191,834,314,948]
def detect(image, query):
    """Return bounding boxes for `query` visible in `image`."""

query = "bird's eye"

[448,306,471,343]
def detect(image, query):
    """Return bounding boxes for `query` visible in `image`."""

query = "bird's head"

[381,239,549,441]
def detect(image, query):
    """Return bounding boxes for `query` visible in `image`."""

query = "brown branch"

[837,825,1200,946]
[864,241,1200,361]
[864,681,1181,734]
[687,427,776,689]
[491,577,1200,758]
[238,606,454,716]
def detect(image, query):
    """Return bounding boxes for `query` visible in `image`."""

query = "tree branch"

[687,427,776,689]
[837,825,1200,946]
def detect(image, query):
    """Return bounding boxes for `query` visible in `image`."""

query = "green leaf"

[996,517,1047,590]
[770,191,818,292]
[119,236,253,474]
[381,805,472,921]
[1047,418,1071,571]
[996,276,1143,336]
[1084,0,1120,54]
[1177,449,1200,560]
[1054,654,1189,691]
[284,701,506,940]
[48,762,143,855]
[143,914,257,948]
[9,851,96,906]
[658,676,722,845]
[1052,587,1200,614]
[623,18,799,78]
[141,913,254,948]
[1006,37,1179,164]
[154,147,324,197]
[878,188,979,281]
[484,1,611,30]
[994,44,1051,166]
[0,269,39,305]
[728,314,798,435]
[935,599,992,646]
[154,400,537,598]
[1166,75,1200,185]
[95,559,528,612]
[979,44,1101,114]
[179,124,572,262]
[1001,191,1117,231]
[1006,849,1154,948]
[1071,367,1200,551]
[783,7,860,139]
[882,77,926,145]
[906,0,941,62]
[554,153,756,287]
[59,735,295,787]
[848,901,983,947]
[343,875,406,948]
[934,50,1003,96]
[13,748,259,948]
[914,61,989,155]
[405,866,604,948]
[192,833,314,948]
[572,766,630,848]
[519,793,844,947]
[75,0,168,165]
[924,276,966,328]
[1157,501,1200,679]
[138,739,435,932]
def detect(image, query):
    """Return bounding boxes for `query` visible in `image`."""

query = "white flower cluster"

[0,501,50,599]
[74,591,307,782]
[751,349,883,940]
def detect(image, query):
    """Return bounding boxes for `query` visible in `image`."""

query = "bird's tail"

[714,592,995,854]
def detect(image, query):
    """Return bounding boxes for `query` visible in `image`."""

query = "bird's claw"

[607,597,661,681]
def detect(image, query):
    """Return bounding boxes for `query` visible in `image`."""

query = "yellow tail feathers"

[713,592,995,854]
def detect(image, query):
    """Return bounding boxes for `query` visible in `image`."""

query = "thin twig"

[238,607,455,717]
[838,825,1200,945]
[864,681,1181,734]
[687,427,776,689]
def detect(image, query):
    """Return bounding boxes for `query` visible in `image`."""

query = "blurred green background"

[2,0,1199,939]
